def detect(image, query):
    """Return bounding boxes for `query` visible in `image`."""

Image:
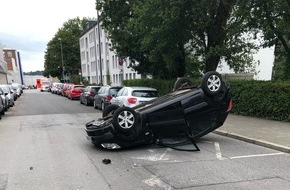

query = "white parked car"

[12,83,23,97]
[0,86,9,112]
[0,85,14,107]
[110,86,159,108]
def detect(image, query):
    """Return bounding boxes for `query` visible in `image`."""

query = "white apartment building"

[79,20,141,86]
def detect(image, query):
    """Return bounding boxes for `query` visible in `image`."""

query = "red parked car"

[67,85,85,100]
[61,83,73,97]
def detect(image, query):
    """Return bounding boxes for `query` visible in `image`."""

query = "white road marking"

[214,142,225,160]
[230,152,285,159]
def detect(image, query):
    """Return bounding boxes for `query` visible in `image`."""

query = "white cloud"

[0,0,97,72]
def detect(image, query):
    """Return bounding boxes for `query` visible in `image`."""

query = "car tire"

[112,107,138,134]
[102,104,120,117]
[101,102,105,110]
[173,77,194,91]
[84,98,88,106]
[201,71,224,96]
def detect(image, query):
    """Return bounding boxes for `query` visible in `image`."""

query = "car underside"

[85,71,232,150]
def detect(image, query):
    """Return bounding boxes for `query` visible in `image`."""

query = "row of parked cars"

[47,82,159,111]
[0,83,23,120]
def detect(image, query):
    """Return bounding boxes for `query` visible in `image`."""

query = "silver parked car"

[0,85,14,107]
[0,89,4,118]
[12,83,23,97]
[110,86,159,108]
[0,87,9,112]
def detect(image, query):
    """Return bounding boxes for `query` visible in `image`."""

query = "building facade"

[79,20,141,86]
[0,44,8,84]
[3,48,23,84]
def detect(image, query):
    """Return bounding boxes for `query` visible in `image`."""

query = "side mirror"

[112,94,116,98]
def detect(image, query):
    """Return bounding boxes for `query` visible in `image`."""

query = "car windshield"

[91,87,100,93]
[0,86,9,93]
[132,90,159,98]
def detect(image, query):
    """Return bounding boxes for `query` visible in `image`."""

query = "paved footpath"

[215,114,290,153]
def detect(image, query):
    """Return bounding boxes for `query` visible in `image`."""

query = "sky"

[0,0,275,80]
[0,0,97,72]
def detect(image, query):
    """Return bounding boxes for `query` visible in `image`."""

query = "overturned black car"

[85,71,232,150]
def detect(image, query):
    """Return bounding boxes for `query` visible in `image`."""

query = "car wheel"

[201,71,224,96]
[101,102,105,110]
[173,77,194,91]
[102,104,120,117]
[112,107,138,133]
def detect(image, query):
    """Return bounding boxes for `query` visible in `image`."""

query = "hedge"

[123,78,290,121]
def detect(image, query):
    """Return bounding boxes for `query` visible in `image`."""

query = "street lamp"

[58,38,65,82]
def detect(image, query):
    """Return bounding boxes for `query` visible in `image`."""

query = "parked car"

[93,86,122,110]
[40,85,50,92]
[85,71,232,150]
[0,85,14,107]
[61,83,73,97]
[56,83,64,95]
[110,86,159,108]
[0,87,9,112]
[7,84,17,101]
[12,83,23,97]
[67,85,85,100]
[0,90,4,118]
[51,82,62,94]
[80,86,102,106]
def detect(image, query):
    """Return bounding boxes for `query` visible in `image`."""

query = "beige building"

[0,44,8,84]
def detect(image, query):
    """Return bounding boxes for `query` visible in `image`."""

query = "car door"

[81,87,88,101]
[96,87,106,107]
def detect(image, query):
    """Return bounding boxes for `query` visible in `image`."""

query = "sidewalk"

[214,114,290,153]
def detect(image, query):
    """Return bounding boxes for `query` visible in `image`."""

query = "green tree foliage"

[97,0,260,79]
[23,70,44,76]
[44,17,88,80]
[249,0,290,79]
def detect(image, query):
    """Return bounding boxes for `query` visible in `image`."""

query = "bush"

[229,80,290,121]
[123,78,290,121]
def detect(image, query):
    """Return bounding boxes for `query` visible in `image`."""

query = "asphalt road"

[0,89,289,190]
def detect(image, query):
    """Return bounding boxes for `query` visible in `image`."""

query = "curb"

[214,130,290,154]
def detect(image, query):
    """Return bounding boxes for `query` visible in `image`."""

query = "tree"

[97,0,260,79]
[44,17,88,80]
[249,0,290,80]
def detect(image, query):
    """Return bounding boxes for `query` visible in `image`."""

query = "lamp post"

[96,0,103,85]
[58,38,65,82]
